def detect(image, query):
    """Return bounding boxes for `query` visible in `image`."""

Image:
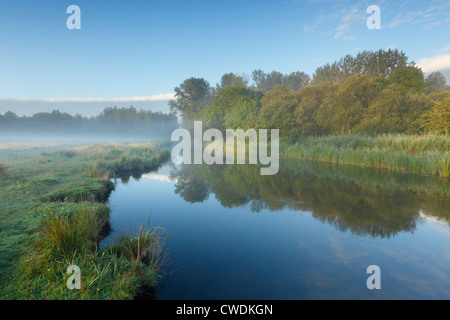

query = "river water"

[101,160,450,299]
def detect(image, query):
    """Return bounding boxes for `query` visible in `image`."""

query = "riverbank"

[280,134,450,178]
[0,142,170,299]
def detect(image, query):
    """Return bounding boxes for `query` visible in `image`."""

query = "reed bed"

[281,134,450,177]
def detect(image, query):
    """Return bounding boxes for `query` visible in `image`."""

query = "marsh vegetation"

[0,142,170,299]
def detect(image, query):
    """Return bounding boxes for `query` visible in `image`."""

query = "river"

[100,160,450,299]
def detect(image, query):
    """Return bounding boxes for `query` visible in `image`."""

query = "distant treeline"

[0,106,179,138]
[169,49,450,139]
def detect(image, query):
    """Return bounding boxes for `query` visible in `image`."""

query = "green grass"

[40,207,107,253]
[0,142,170,299]
[281,134,450,176]
[440,156,450,178]
[109,216,168,274]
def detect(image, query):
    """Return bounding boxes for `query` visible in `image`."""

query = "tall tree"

[217,73,249,90]
[316,76,377,134]
[426,71,447,93]
[295,82,338,136]
[169,77,212,128]
[200,85,263,131]
[388,66,426,95]
[421,97,450,134]
[284,72,311,91]
[252,70,310,92]
[259,85,301,137]
[312,49,410,85]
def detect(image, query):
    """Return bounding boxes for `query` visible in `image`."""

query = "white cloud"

[0,93,175,103]
[439,45,450,53]
[416,55,450,74]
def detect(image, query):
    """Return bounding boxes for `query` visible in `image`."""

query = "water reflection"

[105,160,450,299]
[169,161,450,238]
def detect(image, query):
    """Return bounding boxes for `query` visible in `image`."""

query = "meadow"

[0,142,170,299]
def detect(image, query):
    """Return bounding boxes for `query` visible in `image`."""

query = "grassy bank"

[281,134,450,177]
[0,142,170,299]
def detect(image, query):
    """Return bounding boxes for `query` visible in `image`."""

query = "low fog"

[0,106,179,143]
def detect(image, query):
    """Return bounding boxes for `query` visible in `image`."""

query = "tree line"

[169,49,450,138]
[0,106,179,138]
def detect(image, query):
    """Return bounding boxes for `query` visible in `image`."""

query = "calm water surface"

[101,160,450,299]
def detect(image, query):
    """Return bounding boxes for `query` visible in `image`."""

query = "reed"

[281,134,450,176]
[439,156,450,178]
[111,216,168,270]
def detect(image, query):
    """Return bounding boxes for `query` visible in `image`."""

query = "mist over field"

[0,106,179,142]
[0,99,172,117]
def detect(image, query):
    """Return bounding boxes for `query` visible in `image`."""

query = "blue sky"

[0,0,449,115]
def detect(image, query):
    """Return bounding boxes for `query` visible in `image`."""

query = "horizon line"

[0,93,175,103]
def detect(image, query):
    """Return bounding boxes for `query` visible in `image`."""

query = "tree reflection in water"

[170,160,450,238]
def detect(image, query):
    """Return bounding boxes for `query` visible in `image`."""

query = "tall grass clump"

[439,156,450,178]
[88,162,109,179]
[110,217,168,271]
[281,134,450,176]
[16,208,167,299]
[41,208,108,254]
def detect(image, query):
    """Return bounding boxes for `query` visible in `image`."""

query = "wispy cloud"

[0,93,175,103]
[439,45,450,53]
[417,54,450,74]
[303,1,370,41]
[333,6,365,40]
[304,1,450,40]
[388,1,450,30]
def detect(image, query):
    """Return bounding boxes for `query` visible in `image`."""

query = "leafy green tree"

[251,70,310,92]
[223,88,264,130]
[426,71,447,93]
[428,89,450,103]
[259,85,301,138]
[217,73,249,90]
[311,62,345,85]
[284,72,311,91]
[316,76,377,134]
[387,66,426,95]
[251,70,284,92]
[421,97,450,134]
[169,77,212,128]
[201,85,263,131]
[403,93,434,134]
[312,49,410,85]
[295,82,338,136]
[356,88,409,134]
[365,49,409,78]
